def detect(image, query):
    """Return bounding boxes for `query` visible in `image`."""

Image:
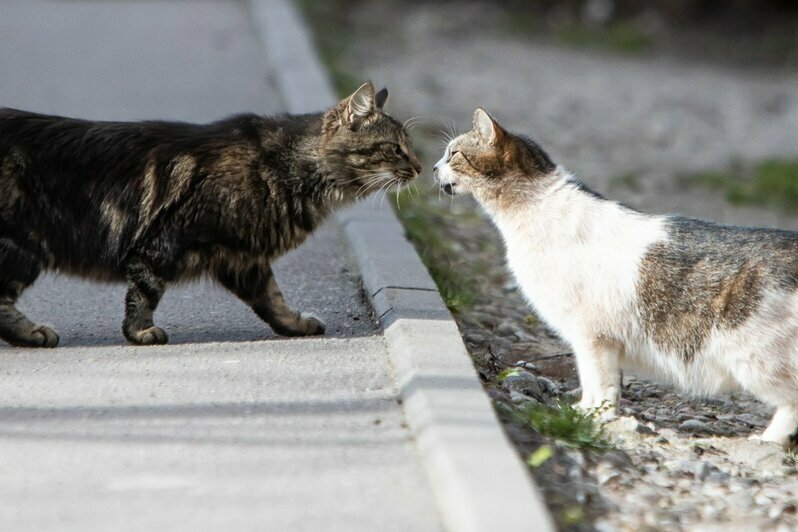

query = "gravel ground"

[303,2,798,529]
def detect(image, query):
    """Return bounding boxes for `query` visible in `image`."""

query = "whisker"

[362,173,394,199]
[446,119,459,140]
[434,129,452,145]
[356,175,391,198]
[395,183,403,211]
[380,180,395,210]
[403,115,424,130]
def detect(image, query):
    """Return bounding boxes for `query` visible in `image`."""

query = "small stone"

[563,387,582,401]
[515,360,539,372]
[489,337,512,356]
[595,462,620,485]
[754,495,772,506]
[706,471,731,483]
[501,371,543,398]
[606,416,640,435]
[636,422,658,435]
[603,450,634,469]
[769,505,785,520]
[464,332,486,344]
[536,376,560,395]
[694,461,719,481]
[495,320,518,338]
[727,490,755,511]
[678,419,713,434]
[593,518,619,532]
[509,390,537,405]
[701,505,721,520]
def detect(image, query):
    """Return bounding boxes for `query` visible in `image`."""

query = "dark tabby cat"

[0,81,420,347]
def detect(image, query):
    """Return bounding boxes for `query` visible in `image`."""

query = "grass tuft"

[681,159,798,212]
[510,401,613,450]
[295,0,360,95]
[394,188,476,313]
[609,172,641,192]
[728,160,798,211]
[555,22,652,54]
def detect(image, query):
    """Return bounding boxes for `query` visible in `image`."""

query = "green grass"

[510,401,613,450]
[394,187,476,313]
[295,0,360,95]
[609,172,641,192]
[681,159,798,212]
[555,22,652,54]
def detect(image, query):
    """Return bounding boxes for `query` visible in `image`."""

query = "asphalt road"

[0,1,443,530]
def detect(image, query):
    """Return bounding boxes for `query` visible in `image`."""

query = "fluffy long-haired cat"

[434,108,798,447]
[0,81,420,347]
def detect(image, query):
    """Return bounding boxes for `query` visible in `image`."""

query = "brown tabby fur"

[0,82,420,347]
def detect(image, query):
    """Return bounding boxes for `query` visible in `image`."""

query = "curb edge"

[249,2,556,530]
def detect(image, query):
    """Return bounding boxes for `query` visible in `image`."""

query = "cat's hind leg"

[0,238,58,347]
[215,261,325,337]
[123,257,168,345]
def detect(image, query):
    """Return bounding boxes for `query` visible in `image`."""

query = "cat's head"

[321,81,421,195]
[433,108,556,205]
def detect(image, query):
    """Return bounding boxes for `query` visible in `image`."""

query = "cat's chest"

[504,242,590,306]
[501,229,652,335]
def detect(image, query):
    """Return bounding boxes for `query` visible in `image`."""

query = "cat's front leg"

[573,337,621,420]
[123,257,168,345]
[215,262,325,337]
[751,405,798,448]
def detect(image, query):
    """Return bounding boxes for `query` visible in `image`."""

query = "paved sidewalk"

[0,1,443,530]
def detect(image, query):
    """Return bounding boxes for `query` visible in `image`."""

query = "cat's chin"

[440,183,458,196]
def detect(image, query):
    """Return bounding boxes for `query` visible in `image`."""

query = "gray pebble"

[678,419,713,434]
[536,376,560,396]
[706,471,731,484]
[501,372,543,398]
[515,360,540,372]
[727,490,755,511]
[509,390,536,405]
[694,461,719,481]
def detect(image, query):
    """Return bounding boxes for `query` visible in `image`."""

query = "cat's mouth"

[441,182,457,196]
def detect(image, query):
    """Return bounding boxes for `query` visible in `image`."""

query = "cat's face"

[433,109,555,202]
[321,82,421,195]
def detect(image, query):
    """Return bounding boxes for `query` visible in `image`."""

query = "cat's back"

[648,216,798,288]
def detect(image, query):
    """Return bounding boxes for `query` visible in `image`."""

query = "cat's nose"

[411,158,422,174]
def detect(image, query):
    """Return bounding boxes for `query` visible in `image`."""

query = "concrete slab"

[0,339,442,532]
[0,1,445,530]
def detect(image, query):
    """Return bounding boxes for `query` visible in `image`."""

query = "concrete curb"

[250,2,555,531]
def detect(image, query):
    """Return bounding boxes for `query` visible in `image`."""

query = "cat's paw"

[298,313,326,336]
[128,326,169,346]
[27,325,59,348]
[14,325,58,348]
[269,313,326,337]
[576,399,617,422]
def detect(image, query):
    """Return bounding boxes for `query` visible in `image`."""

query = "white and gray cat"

[434,108,798,447]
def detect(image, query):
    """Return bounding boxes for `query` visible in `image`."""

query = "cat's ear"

[323,81,377,134]
[473,108,505,146]
[375,88,389,110]
[344,81,376,122]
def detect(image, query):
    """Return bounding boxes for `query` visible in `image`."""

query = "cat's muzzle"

[441,183,456,196]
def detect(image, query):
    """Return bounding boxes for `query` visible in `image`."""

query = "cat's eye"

[447,150,460,162]
[384,143,406,159]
